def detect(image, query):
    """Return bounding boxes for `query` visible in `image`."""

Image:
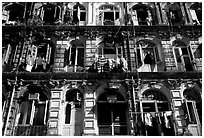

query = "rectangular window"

[142,102,156,112]
[70,48,76,65]
[104,12,114,21]
[18,100,47,125]
[80,12,86,21]
[33,103,46,125]
[65,104,71,124]
[77,48,84,66]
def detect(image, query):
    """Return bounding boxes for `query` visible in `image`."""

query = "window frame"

[18,99,48,126]
[98,5,120,26]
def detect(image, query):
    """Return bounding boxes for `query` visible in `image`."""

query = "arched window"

[36,3,61,25]
[136,39,162,72]
[64,38,85,72]
[64,89,83,136]
[130,3,153,25]
[183,89,202,126]
[139,90,174,136]
[73,3,86,25]
[97,4,120,26]
[18,86,49,126]
[97,89,127,135]
[172,38,194,71]
[3,2,25,25]
[24,40,54,72]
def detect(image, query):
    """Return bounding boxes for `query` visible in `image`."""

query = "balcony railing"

[15,125,47,136]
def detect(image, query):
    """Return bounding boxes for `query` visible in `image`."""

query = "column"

[83,84,97,135]
[47,88,63,136]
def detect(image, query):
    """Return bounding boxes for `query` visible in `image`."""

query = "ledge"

[2,72,202,81]
[2,25,201,34]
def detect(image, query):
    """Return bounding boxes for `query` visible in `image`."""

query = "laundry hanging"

[144,113,152,126]
[26,45,37,72]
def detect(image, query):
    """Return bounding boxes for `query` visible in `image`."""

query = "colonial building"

[2,2,202,136]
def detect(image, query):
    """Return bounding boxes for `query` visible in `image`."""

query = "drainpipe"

[126,31,132,71]
[3,76,17,136]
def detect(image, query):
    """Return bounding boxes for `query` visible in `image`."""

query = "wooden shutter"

[29,100,35,125]
[44,100,48,124]
[3,44,12,64]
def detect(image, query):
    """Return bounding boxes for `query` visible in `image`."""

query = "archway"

[137,89,175,136]
[97,88,128,135]
[63,89,84,136]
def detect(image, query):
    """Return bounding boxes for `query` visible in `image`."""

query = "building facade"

[2,2,202,136]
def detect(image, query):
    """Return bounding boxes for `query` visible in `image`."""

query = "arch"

[131,3,152,10]
[19,84,51,100]
[39,3,61,24]
[142,89,168,101]
[96,82,128,135]
[139,84,172,101]
[65,88,83,102]
[99,4,119,11]
[96,82,127,102]
[3,2,25,22]
[136,36,162,46]
[183,88,201,102]
[70,39,85,48]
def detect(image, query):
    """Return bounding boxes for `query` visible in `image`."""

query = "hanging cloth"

[26,45,37,72]
[164,112,170,128]
[144,113,152,126]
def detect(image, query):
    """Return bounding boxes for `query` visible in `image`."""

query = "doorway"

[97,90,128,135]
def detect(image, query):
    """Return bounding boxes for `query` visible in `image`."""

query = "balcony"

[15,125,47,136]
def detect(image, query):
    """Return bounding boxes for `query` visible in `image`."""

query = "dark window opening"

[7,3,25,22]
[33,103,46,125]
[70,48,76,65]
[80,12,86,21]
[97,90,127,135]
[104,48,116,54]
[77,48,84,66]
[137,9,148,25]
[104,12,114,21]
[66,90,83,107]
[65,104,71,124]
[43,5,60,24]
[142,103,156,112]
[116,12,119,19]
[18,90,48,126]
[73,10,79,22]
